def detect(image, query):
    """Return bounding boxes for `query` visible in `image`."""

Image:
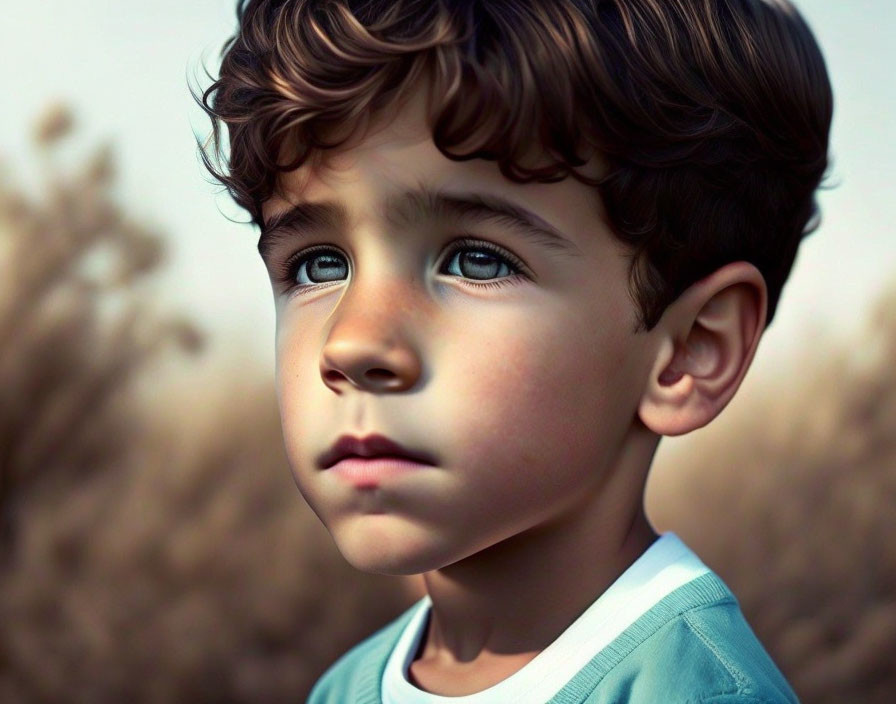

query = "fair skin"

[259,89,767,696]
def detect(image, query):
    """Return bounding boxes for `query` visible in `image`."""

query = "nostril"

[365,369,394,380]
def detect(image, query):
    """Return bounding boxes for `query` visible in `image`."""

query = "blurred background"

[0,1,893,702]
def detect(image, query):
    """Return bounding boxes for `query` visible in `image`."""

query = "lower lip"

[328,457,431,486]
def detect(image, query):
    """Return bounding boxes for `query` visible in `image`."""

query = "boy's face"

[260,91,662,575]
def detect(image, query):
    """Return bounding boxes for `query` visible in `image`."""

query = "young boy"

[197,0,831,700]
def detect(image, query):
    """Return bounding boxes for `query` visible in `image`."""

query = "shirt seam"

[682,606,752,697]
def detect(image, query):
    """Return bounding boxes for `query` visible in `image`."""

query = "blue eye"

[440,240,522,284]
[278,238,527,295]
[290,248,348,286]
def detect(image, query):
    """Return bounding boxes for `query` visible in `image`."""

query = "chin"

[329,520,455,577]
[339,548,439,577]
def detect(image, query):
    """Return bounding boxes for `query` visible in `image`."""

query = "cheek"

[439,309,631,475]
[273,317,321,460]
[274,327,301,418]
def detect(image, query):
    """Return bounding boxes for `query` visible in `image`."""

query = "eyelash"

[275,237,529,296]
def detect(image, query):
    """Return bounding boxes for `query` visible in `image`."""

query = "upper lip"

[318,434,437,469]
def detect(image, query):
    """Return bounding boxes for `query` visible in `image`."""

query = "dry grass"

[0,104,892,702]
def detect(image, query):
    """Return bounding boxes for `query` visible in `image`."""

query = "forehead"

[260,149,611,271]
[263,82,607,225]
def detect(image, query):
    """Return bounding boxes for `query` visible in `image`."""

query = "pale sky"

[2,0,894,377]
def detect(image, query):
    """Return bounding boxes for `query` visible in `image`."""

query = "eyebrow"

[257,186,582,261]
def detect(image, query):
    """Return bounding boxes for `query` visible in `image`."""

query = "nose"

[319,283,423,394]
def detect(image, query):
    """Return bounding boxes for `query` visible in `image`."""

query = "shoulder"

[307,600,422,704]
[682,601,798,704]
[672,601,799,703]
[583,575,799,703]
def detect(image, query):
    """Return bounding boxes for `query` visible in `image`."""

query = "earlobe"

[638,262,767,436]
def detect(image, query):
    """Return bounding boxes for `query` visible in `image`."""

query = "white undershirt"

[381,532,709,703]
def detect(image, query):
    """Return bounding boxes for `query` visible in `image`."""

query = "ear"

[638,261,768,436]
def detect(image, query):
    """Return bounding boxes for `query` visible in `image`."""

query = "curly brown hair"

[193,0,832,332]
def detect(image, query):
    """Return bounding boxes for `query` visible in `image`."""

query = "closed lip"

[317,433,437,470]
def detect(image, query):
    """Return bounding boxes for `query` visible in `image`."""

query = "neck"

[418,426,661,665]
